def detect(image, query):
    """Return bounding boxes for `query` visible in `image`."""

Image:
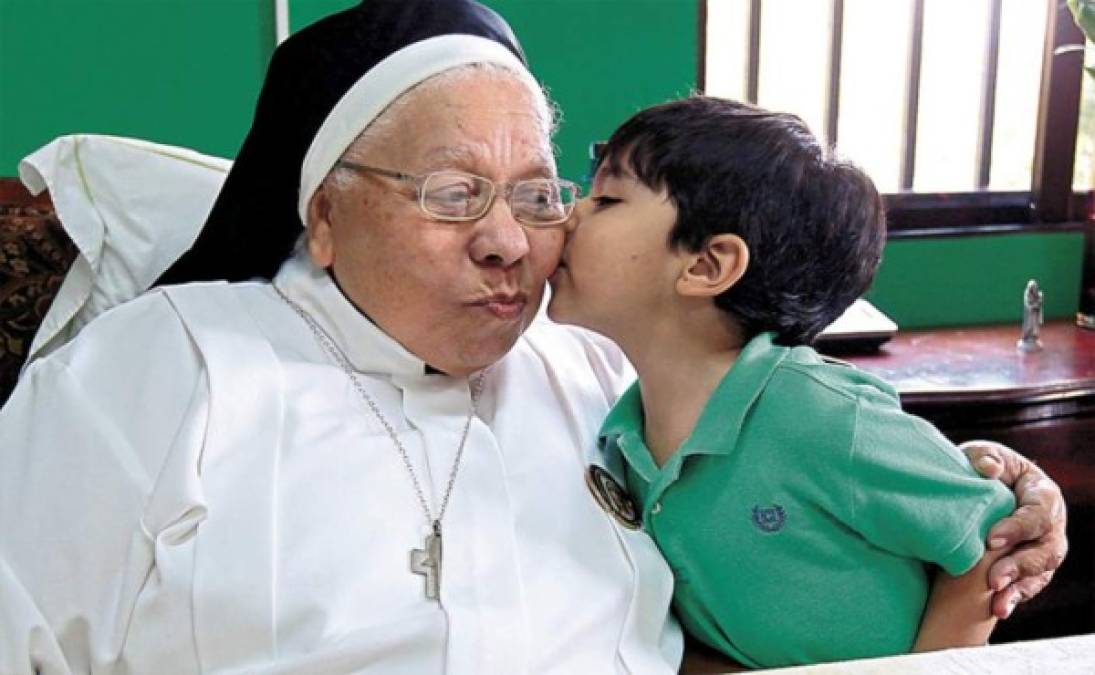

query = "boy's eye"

[592,196,622,208]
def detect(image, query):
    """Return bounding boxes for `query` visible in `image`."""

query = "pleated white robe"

[0,253,682,675]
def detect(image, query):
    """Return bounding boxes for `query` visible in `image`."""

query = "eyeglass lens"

[421,173,576,224]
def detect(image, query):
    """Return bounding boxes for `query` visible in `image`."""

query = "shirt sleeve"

[847,393,1015,576]
[0,294,209,674]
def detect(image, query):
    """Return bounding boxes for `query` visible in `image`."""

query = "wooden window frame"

[698,0,1088,240]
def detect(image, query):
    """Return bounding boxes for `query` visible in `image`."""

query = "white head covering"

[297,34,539,227]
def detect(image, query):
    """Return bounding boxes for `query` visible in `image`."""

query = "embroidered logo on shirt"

[752,504,786,532]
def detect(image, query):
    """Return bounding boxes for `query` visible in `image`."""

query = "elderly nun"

[0,1,681,671]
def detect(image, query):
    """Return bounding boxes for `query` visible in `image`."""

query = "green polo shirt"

[599,332,1014,668]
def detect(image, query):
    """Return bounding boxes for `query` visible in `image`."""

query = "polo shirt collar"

[598,332,789,486]
[598,382,660,483]
[685,331,789,460]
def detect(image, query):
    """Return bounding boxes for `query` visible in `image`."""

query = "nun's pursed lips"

[467,292,529,321]
[467,289,527,305]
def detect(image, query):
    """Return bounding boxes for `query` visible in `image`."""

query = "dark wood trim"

[697,0,707,93]
[1032,0,1085,222]
[0,177,52,208]
[885,190,1032,231]
[976,0,1003,189]
[1081,220,1095,323]
[885,189,1032,212]
[886,220,1088,241]
[884,191,1091,236]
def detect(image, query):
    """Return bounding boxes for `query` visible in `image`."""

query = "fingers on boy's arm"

[961,438,1061,484]
[988,533,1068,588]
[985,480,1067,600]
[987,533,1067,619]
[989,496,1067,550]
[987,470,1068,555]
[961,439,1046,488]
[961,440,1006,480]
[961,440,1068,609]
[991,571,1054,619]
[972,443,1067,550]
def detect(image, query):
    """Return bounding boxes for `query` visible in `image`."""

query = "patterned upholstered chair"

[0,179,76,406]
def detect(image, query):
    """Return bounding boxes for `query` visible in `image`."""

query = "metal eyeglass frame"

[334,160,580,227]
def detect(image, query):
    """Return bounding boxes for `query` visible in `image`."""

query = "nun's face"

[307,73,563,376]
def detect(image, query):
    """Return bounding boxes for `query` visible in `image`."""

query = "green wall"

[486,0,697,184]
[0,0,270,171]
[290,0,698,184]
[0,0,1085,330]
[870,232,1083,327]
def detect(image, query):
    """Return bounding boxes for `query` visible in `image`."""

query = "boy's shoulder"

[762,344,902,415]
[762,344,984,486]
[737,342,940,470]
[712,342,897,474]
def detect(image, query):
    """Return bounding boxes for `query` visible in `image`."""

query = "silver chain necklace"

[276,286,486,602]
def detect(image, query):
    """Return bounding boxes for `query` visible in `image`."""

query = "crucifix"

[410,520,443,601]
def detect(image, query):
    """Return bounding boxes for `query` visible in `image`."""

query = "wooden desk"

[841,321,1095,643]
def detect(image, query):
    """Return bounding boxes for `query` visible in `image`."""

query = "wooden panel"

[0,177,51,208]
[0,180,71,405]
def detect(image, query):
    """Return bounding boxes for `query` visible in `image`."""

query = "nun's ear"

[306,184,336,268]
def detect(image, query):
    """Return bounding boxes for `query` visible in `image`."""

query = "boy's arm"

[912,544,1011,652]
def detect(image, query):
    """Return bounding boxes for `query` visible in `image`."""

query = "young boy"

[547,96,1015,668]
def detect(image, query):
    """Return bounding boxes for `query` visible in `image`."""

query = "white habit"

[0,252,682,674]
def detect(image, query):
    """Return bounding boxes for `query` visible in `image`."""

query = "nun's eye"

[432,183,474,203]
[422,172,488,218]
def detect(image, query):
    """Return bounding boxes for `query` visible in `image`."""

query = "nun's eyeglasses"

[335,161,580,227]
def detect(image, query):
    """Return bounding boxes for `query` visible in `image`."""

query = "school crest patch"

[586,465,642,530]
[752,504,786,533]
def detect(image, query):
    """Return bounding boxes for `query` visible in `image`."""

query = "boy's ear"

[676,233,750,298]
[306,185,336,268]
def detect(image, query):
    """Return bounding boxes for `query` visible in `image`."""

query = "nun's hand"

[961,440,1068,619]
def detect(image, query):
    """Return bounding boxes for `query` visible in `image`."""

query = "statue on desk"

[1018,279,1044,353]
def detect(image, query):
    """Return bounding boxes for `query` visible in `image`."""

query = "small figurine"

[1017,279,1044,353]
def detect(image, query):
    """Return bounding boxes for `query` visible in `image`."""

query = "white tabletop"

[758,633,1095,674]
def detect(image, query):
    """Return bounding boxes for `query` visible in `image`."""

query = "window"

[700,0,1088,237]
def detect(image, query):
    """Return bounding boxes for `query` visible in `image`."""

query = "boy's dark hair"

[597,96,886,346]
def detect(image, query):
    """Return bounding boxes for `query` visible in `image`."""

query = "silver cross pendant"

[410,521,443,601]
